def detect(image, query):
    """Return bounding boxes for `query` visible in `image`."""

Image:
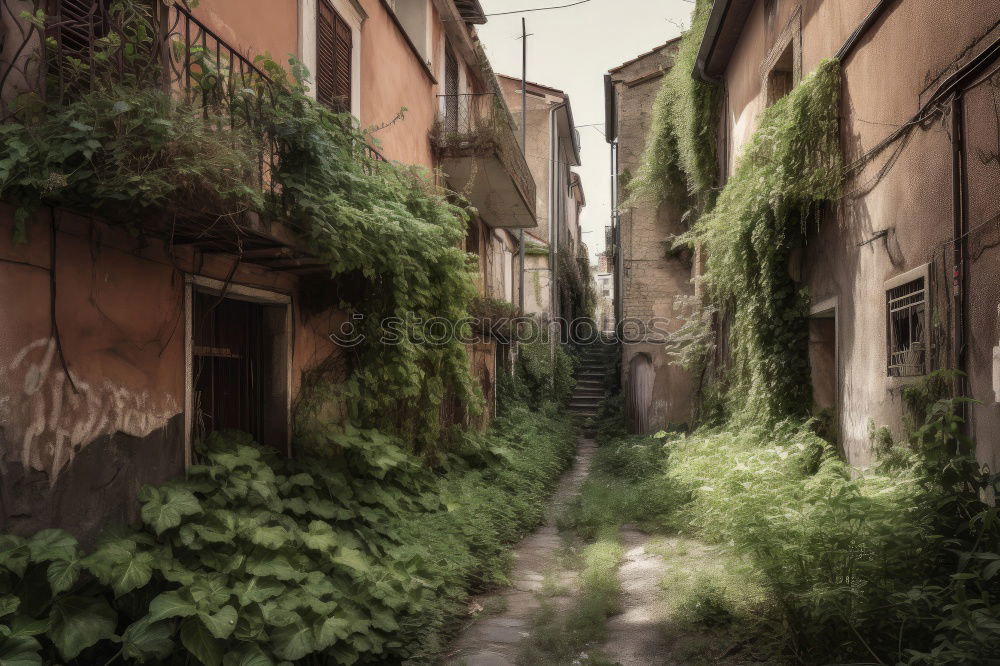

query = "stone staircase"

[569,341,618,419]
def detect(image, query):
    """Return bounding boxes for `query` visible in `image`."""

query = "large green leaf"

[0,536,29,578]
[120,619,175,662]
[146,590,198,624]
[198,605,237,640]
[249,525,292,550]
[46,557,81,595]
[222,644,274,666]
[233,577,285,606]
[270,620,316,661]
[47,595,117,660]
[180,616,223,666]
[4,615,49,639]
[0,596,18,619]
[139,486,202,534]
[26,530,77,563]
[300,522,338,552]
[0,636,42,666]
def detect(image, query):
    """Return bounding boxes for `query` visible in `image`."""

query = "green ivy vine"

[630,0,721,208]
[684,59,843,422]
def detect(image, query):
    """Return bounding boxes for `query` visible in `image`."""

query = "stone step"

[574,388,605,396]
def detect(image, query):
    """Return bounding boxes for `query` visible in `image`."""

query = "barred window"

[887,277,927,377]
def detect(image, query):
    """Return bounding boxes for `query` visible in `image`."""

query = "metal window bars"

[887,277,927,377]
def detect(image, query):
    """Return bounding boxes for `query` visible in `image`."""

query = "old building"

[594,253,614,334]
[606,39,695,433]
[0,0,533,537]
[695,0,1000,466]
[498,75,584,327]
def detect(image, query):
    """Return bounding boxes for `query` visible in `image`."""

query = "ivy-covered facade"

[617,0,1000,466]
[0,0,536,538]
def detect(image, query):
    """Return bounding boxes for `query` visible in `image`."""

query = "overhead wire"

[483,0,593,17]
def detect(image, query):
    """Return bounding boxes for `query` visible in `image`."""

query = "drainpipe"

[550,102,567,328]
[951,94,970,422]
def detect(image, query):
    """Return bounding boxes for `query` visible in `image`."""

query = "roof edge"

[694,0,753,83]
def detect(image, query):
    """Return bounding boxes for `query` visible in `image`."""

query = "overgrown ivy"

[0,408,577,665]
[630,0,720,209]
[683,59,842,422]
[0,1,481,452]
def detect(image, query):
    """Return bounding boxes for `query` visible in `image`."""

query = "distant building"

[497,75,585,326]
[606,39,694,434]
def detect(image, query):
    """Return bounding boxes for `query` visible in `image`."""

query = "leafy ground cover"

[0,403,577,665]
[549,390,1000,665]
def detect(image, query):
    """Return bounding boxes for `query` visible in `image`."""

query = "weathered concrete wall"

[0,208,344,541]
[612,41,695,429]
[718,0,1000,466]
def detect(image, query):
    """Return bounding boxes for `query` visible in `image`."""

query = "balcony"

[434,93,536,230]
[0,0,385,272]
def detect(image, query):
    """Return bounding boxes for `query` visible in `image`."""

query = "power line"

[484,0,593,18]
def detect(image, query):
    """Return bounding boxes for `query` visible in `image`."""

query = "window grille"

[887,277,927,377]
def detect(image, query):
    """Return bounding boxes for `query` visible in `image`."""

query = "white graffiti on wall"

[0,337,179,483]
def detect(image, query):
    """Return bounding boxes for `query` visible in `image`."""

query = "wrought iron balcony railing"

[435,92,536,217]
[0,0,385,184]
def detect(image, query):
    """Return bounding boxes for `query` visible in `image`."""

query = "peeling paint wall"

[0,207,345,540]
[717,0,1000,466]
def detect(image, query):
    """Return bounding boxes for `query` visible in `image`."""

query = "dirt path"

[444,438,597,666]
[600,528,672,665]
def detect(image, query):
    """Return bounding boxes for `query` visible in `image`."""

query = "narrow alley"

[1,0,1000,664]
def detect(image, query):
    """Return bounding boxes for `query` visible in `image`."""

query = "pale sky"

[477,0,692,263]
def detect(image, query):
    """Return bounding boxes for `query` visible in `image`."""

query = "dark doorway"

[192,291,288,451]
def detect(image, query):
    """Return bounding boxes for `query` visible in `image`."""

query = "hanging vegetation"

[0,1,481,452]
[630,0,721,208]
[683,59,842,422]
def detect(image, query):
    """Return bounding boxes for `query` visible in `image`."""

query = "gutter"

[694,0,736,84]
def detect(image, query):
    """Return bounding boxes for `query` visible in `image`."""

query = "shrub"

[0,407,577,665]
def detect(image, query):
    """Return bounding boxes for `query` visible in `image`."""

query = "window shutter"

[317,0,352,113]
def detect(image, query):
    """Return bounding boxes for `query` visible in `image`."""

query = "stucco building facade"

[498,75,584,326]
[695,0,1000,466]
[0,0,533,538]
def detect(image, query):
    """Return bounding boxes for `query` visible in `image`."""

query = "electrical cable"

[484,0,593,18]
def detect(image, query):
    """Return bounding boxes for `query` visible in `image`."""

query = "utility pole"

[519,17,527,315]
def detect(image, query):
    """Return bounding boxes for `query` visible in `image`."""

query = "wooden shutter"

[317,0,352,112]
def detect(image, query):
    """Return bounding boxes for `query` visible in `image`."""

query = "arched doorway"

[626,353,654,434]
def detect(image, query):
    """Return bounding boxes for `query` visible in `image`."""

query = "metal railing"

[435,92,536,215]
[0,0,385,188]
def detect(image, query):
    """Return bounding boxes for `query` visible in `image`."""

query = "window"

[766,41,794,106]
[317,0,353,112]
[387,0,430,61]
[443,43,460,133]
[886,277,927,377]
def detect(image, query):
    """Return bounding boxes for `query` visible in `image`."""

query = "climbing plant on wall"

[682,59,843,422]
[630,0,721,209]
[0,1,482,453]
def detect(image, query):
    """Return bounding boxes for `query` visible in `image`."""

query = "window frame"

[299,0,364,118]
[884,264,931,380]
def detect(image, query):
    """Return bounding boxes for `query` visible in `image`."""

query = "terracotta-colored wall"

[190,0,299,71]
[0,208,345,540]
[718,0,1000,466]
[356,0,438,168]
